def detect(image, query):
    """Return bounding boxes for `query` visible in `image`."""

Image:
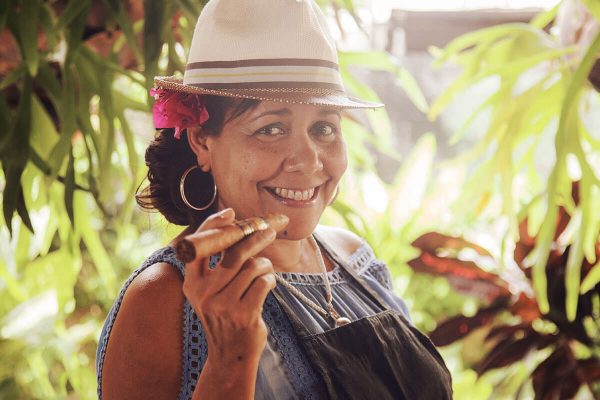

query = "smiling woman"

[188,102,347,242]
[95,0,453,399]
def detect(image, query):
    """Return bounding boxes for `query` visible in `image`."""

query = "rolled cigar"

[174,213,290,263]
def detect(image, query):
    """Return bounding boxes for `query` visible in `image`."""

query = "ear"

[187,126,212,172]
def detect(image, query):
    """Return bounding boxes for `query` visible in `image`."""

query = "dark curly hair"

[136,95,260,229]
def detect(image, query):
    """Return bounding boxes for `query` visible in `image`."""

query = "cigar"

[174,214,289,263]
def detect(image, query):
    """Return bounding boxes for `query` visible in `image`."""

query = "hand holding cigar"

[174,213,290,264]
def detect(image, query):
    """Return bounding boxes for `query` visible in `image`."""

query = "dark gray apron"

[272,235,453,400]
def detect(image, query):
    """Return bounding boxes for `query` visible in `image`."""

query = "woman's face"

[192,101,347,239]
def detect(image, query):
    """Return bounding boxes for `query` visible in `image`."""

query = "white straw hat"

[154,0,383,109]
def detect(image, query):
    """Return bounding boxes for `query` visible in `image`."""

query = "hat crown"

[183,0,343,91]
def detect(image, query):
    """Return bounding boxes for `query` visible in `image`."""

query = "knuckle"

[245,257,273,274]
[256,273,275,288]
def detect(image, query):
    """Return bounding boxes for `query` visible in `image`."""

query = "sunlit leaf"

[582,0,600,22]
[74,192,117,300]
[339,51,428,112]
[530,3,559,29]
[581,261,600,294]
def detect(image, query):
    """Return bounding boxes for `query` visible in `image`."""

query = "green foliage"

[429,5,600,319]
[0,1,429,398]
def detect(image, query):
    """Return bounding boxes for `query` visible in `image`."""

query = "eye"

[312,122,337,138]
[255,124,285,137]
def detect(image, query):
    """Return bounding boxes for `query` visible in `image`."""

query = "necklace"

[274,235,351,328]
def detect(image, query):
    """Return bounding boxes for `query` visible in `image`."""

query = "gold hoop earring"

[329,186,339,205]
[180,165,217,211]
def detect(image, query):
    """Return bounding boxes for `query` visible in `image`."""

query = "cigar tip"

[174,238,196,264]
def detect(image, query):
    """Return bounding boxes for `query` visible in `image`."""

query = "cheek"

[234,146,282,183]
[327,140,348,179]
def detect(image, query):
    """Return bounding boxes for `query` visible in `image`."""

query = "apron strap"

[272,231,395,337]
[313,231,394,312]
[270,290,313,337]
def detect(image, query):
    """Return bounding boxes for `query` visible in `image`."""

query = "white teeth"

[270,186,317,201]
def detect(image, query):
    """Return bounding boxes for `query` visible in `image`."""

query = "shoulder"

[315,225,365,259]
[101,262,184,399]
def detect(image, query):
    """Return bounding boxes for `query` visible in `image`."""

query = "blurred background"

[1,0,599,398]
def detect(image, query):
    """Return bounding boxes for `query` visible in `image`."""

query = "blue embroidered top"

[96,237,410,399]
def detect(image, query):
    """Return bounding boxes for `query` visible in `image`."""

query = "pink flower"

[150,88,210,139]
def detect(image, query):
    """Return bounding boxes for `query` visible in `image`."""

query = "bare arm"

[101,263,184,399]
[101,261,264,400]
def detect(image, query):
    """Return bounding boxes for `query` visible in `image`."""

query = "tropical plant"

[428,0,600,321]
[0,0,426,398]
[408,183,600,399]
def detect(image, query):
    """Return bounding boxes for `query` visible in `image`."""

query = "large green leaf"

[2,75,32,234]
[55,0,90,31]
[17,0,41,76]
[143,0,167,90]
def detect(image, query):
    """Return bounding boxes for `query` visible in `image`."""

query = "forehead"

[241,101,342,121]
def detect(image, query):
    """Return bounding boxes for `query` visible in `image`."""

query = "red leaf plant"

[408,187,600,399]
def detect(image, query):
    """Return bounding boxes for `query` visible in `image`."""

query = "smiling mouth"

[265,186,319,201]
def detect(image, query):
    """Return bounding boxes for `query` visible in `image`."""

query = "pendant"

[335,317,351,327]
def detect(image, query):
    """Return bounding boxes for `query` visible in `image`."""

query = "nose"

[282,132,323,175]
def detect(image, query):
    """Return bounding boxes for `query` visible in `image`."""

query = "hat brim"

[154,76,384,110]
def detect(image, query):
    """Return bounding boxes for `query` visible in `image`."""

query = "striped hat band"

[183,58,344,91]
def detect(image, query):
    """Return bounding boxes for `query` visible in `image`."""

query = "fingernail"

[265,213,289,230]
[265,229,276,240]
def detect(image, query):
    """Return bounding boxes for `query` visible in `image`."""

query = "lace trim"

[262,294,328,399]
[157,248,208,400]
[275,241,376,285]
[97,241,384,400]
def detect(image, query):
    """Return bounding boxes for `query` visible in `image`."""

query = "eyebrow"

[319,109,341,119]
[249,108,341,122]
[249,108,291,122]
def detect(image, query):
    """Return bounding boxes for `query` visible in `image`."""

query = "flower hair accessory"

[150,88,210,139]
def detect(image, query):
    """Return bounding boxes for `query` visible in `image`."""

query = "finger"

[218,227,276,273]
[197,208,235,231]
[176,213,289,264]
[240,272,276,314]
[217,257,274,300]
[189,227,278,297]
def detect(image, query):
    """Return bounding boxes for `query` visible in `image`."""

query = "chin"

[275,216,320,241]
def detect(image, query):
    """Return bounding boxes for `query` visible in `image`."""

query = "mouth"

[264,185,320,204]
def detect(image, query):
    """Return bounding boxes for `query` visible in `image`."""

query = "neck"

[260,235,333,274]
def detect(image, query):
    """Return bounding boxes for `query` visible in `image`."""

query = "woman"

[96,0,453,399]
